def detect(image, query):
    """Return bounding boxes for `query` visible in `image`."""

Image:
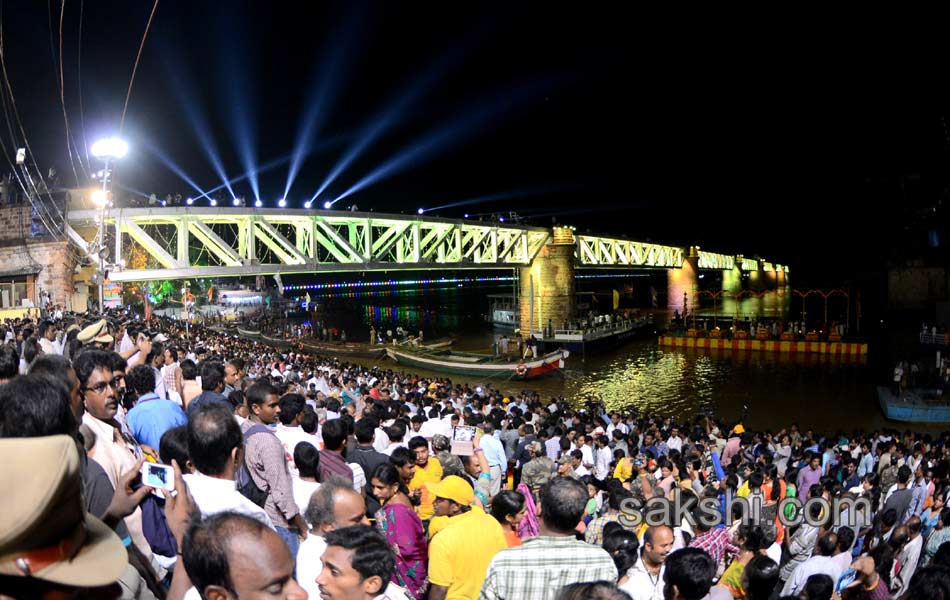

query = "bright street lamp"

[90,137,128,160]
[91,189,109,208]
[90,136,128,313]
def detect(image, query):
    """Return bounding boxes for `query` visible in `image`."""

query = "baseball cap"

[425,475,474,506]
[0,435,127,586]
[557,454,573,465]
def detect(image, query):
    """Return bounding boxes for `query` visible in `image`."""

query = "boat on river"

[877,386,950,423]
[386,347,569,379]
[299,336,454,359]
[539,315,656,355]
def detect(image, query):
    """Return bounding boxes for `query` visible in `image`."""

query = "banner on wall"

[103,282,122,308]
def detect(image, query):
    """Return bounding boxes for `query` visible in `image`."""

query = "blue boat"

[876,386,950,423]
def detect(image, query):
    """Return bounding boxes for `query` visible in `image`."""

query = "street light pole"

[90,137,128,314]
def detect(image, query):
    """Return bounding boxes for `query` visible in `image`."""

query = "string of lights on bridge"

[283,273,648,292]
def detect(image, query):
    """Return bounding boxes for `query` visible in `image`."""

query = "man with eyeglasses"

[74,348,158,566]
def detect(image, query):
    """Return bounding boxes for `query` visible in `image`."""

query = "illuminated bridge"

[66,206,787,325]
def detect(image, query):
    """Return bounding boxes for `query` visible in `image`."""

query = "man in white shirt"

[297,477,409,600]
[273,394,319,473]
[666,426,683,453]
[620,526,673,600]
[184,403,274,529]
[594,435,613,480]
[780,532,843,597]
[576,434,595,470]
[891,519,924,597]
[605,413,628,438]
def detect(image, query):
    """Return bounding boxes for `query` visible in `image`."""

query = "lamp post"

[90,137,128,313]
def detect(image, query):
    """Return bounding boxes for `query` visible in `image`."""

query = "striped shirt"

[241,420,299,528]
[479,535,618,600]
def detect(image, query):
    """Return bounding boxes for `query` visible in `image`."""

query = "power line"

[119,0,159,135]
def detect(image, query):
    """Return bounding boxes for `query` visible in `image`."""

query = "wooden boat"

[236,326,261,338]
[386,347,569,379]
[877,386,950,423]
[300,340,388,359]
[299,336,454,360]
[262,334,295,349]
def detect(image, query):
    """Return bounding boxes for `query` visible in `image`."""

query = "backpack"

[236,424,271,507]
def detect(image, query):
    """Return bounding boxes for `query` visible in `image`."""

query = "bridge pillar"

[749,266,766,291]
[722,265,743,296]
[667,247,699,315]
[520,227,575,338]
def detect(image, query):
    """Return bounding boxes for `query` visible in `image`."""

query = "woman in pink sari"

[370,462,428,599]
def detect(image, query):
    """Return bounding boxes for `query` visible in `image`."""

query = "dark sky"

[0,3,941,280]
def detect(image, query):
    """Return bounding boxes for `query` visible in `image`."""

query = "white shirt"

[893,535,923,597]
[666,436,683,453]
[275,423,319,476]
[831,551,852,575]
[296,536,410,600]
[580,444,595,468]
[373,428,391,453]
[767,542,782,566]
[348,462,366,492]
[620,556,665,600]
[418,419,442,440]
[605,421,629,440]
[595,446,612,480]
[292,479,321,526]
[781,555,843,596]
[183,472,275,529]
[381,441,407,456]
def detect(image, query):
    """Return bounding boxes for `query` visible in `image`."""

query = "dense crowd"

[1,310,950,600]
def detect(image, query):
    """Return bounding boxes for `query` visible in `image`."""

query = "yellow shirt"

[613,457,633,482]
[409,457,443,521]
[428,508,507,600]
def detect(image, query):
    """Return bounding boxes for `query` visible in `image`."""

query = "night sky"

[0,3,942,282]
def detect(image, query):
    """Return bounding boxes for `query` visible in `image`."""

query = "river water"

[298,281,909,434]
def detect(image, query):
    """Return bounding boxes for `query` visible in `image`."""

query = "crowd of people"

[1,309,950,599]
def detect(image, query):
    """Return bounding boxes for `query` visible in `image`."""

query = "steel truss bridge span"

[67,208,552,282]
[65,208,787,282]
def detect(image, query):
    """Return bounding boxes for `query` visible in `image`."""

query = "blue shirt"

[186,390,231,419]
[480,432,508,468]
[858,453,874,478]
[127,393,187,449]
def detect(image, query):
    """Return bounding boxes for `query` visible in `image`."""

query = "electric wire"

[119,0,159,136]
[58,0,83,187]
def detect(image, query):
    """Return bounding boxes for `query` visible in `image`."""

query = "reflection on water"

[692,288,792,320]
[311,286,899,433]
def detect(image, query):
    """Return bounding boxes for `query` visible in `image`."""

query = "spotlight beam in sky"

[193,132,351,203]
[314,43,473,205]
[332,77,561,205]
[215,6,261,204]
[282,5,365,201]
[139,138,209,198]
[159,52,237,200]
[425,186,560,212]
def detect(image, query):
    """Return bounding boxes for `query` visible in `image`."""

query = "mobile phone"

[141,462,175,491]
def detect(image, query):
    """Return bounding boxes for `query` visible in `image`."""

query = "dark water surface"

[302,283,927,434]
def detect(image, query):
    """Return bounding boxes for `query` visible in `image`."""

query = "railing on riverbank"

[920,332,950,346]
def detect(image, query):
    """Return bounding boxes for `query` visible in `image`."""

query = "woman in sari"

[717,524,770,598]
[370,462,428,599]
